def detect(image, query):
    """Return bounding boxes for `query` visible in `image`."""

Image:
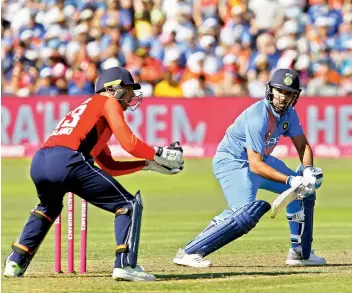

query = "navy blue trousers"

[9,146,135,269]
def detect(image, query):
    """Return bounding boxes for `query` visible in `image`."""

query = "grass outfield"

[2,158,352,293]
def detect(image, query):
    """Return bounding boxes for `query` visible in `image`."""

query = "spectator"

[340,66,352,96]
[135,1,153,42]
[219,5,251,47]
[8,57,38,97]
[35,71,60,96]
[306,0,344,36]
[339,39,352,95]
[181,31,202,60]
[182,74,215,97]
[248,0,284,31]
[19,13,46,40]
[141,23,165,61]
[248,69,270,98]
[67,67,94,95]
[162,9,195,44]
[154,71,183,97]
[247,33,280,81]
[162,0,193,23]
[119,0,135,32]
[126,45,164,84]
[193,0,218,27]
[306,62,341,96]
[132,69,154,97]
[220,53,247,96]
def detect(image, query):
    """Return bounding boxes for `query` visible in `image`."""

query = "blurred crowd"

[1,0,352,98]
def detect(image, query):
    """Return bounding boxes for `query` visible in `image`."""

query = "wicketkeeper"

[173,68,325,268]
[4,66,184,281]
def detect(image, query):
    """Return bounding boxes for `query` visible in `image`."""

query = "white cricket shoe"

[173,248,212,268]
[3,259,23,277]
[112,265,156,281]
[286,247,326,266]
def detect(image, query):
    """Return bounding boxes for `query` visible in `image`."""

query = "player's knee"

[115,201,134,217]
[31,210,55,225]
[304,193,316,202]
[33,203,63,223]
[235,200,271,233]
[286,199,302,214]
[213,209,235,223]
[115,206,131,216]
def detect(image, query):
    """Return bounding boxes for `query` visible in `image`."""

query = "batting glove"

[303,165,323,190]
[286,176,303,188]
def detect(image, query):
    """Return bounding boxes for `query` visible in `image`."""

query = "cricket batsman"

[4,66,184,281]
[173,68,325,268]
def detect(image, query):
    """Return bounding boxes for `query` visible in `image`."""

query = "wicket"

[54,192,88,274]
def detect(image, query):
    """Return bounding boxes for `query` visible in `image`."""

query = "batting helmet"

[265,68,302,108]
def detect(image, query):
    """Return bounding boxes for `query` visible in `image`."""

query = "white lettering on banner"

[172,106,206,143]
[147,105,167,145]
[1,107,11,144]
[124,105,206,144]
[13,105,39,144]
[271,145,289,157]
[1,145,26,157]
[2,99,351,159]
[314,145,341,157]
[339,106,352,145]
[307,106,335,144]
[125,108,142,139]
[182,145,206,156]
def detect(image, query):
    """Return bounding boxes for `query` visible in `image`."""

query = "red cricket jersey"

[43,95,155,176]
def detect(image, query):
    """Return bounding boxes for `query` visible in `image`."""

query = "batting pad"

[301,194,316,259]
[184,200,271,257]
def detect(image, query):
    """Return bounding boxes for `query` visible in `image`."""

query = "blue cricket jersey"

[216,99,303,161]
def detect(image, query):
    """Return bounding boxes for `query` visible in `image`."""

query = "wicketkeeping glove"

[143,160,181,175]
[153,141,184,170]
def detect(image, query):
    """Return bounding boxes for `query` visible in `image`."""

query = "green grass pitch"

[2,158,352,293]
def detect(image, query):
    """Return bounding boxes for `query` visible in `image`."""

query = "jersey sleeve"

[94,146,146,176]
[102,98,155,160]
[244,111,267,156]
[285,109,304,137]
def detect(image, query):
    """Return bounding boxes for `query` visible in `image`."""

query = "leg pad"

[119,191,143,268]
[185,200,271,256]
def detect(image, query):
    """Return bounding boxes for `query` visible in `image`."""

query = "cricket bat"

[270,184,303,219]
